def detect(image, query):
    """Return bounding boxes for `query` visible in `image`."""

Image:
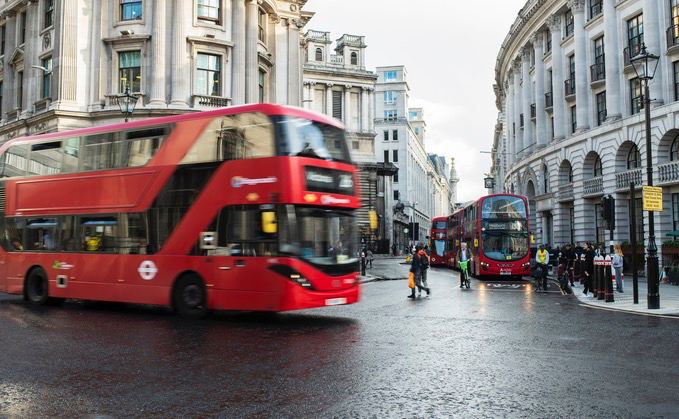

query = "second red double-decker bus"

[448,194,531,279]
[0,104,360,317]
[429,216,452,266]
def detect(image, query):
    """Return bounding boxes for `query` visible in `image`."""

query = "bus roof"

[1,103,344,152]
[451,193,528,215]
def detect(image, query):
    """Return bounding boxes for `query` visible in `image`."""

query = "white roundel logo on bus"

[138,260,158,281]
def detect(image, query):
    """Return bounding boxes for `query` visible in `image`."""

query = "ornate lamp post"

[630,43,660,309]
[117,85,139,122]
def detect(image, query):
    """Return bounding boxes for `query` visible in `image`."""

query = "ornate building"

[492,0,679,259]
[0,0,311,139]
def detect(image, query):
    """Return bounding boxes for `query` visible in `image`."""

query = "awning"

[667,231,679,238]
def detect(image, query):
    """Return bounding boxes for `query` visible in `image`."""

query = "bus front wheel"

[173,274,208,319]
[25,268,49,305]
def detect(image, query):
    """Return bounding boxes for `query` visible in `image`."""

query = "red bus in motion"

[448,194,531,279]
[429,216,452,266]
[0,104,360,317]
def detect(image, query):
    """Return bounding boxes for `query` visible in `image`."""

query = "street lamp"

[630,43,660,309]
[117,84,139,122]
[484,176,495,190]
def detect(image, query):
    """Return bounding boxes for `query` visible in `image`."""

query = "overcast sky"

[304,0,526,202]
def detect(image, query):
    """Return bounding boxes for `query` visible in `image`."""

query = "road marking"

[578,303,679,319]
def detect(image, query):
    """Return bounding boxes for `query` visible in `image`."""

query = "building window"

[197,0,220,24]
[594,155,603,177]
[671,135,679,161]
[570,105,577,134]
[119,50,141,93]
[42,57,52,99]
[19,11,26,45]
[393,150,398,163]
[590,0,602,19]
[384,71,397,81]
[543,164,549,193]
[673,0,679,40]
[394,172,399,183]
[384,91,396,104]
[0,81,3,117]
[352,141,359,150]
[384,110,397,121]
[44,0,54,28]
[673,193,679,230]
[384,150,389,163]
[627,145,641,169]
[595,204,605,244]
[630,77,642,115]
[394,190,399,201]
[393,130,398,141]
[569,55,576,84]
[350,51,358,65]
[258,8,266,42]
[120,0,142,21]
[631,197,644,242]
[332,91,342,120]
[550,116,554,140]
[674,61,679,102]
[596,91,607,126]
[1,25,5,56]
[196,53,220,96]
[564,9,574,37]
[16,70,23,109]
[593,36,605,80]
[315,48,323,61]
[627,14,644,58]
[545,30,552,53]
[383,131,389,141]
[258,69,265,103]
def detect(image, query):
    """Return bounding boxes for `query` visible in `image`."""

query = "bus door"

[72,216,123,299]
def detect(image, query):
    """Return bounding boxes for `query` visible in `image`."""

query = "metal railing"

[615,168,643,190]
[623,44,642,67]
[545,92,553,109]
[564,79,575,96]
[557,183,574,202]
[330,54,344,64]
[583,176,603,196]
[590,61,605,82]
[667,25,679,49]
[659,160,679,184]
[192,95,231,108]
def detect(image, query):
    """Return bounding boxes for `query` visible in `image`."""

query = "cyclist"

[456,242,472,288]
[535,244,550,291]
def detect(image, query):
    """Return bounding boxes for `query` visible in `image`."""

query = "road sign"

[642,186,663,211]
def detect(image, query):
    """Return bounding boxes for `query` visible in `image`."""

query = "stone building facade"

[492,0,679,263]
[0,0,311,139]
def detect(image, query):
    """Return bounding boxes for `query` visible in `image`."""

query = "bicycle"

[533,263,546,291]
[459,260,470,289]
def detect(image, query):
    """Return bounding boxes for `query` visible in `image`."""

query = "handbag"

[408,272,416,289]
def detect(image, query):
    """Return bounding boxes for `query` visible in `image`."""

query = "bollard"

[604,254,614,302]
[360,254,366,276]
[594,254,603,300]
[597,255,606,300]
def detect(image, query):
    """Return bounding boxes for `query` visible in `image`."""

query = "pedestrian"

[562,243,576,286]
[536,244,550,291]
[574,242,585,284]
[392,243,397,257]
[612,243,624,293]
[419,245,431,296]
[583,243,595,296]
[408,245,430,298]
[367,247,374,268]
[456,242,472,288]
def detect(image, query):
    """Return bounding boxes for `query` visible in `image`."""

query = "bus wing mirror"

[261,212,277,234]
[200,231,217,250]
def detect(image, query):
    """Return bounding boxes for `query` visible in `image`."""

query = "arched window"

[315,48,323,62]
[671,135,679,161]
[510,183,515,194]
[593,155,602,177]
[567,166,573,183]
[350,51,358,65]
[627,145,641,169]
[542,164,549,193]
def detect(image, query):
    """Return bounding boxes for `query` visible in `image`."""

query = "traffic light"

[414,223,420,241]
[601,195,615,230]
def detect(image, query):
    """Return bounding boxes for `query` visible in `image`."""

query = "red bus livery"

[429,216,452,266]
[448,194,531,279]
[0,104,361,317]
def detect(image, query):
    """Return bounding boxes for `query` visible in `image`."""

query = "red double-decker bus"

[429,216,452,266]
[448,194,531,279]
[0,104,361,317]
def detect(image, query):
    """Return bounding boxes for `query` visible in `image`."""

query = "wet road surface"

[1,266,679,418]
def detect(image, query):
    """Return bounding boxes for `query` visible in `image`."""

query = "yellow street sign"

[642,186,663,211]
[369,210,378,230]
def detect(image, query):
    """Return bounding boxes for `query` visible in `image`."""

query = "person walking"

[536,244,550,291]
[583,243,595,296]
[562,243,576,286]
[417,246,431,297]
[456,242,472,288]
[366,248,374,268]
[408,245,430,298]
[612,243,624,293]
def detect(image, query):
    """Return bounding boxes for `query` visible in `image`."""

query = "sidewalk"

[568,276,679,317]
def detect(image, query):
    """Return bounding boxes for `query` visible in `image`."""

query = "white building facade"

[0,0,311,139]
[493,0,679,264]
[303,30,396,252]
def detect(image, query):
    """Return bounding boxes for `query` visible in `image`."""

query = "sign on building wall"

[642,186,663,211]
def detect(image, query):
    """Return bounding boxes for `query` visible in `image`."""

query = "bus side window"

[29,142,63,176]
[81,217,118,252]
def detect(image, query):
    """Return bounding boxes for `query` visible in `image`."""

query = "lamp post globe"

[117,85,139,122]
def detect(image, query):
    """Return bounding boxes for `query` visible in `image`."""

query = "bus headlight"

[289,273,312,288]
[269,265,314,289]
[522,262,531,270]
[480,262,489,270]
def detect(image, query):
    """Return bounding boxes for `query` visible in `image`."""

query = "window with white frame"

[384,91,396,104]
[383,71,397,81]
[44,0,54,28]
[384,110,397,121]
[119,51,141,93]
[258,8,266,42]
[196,53,221,96]
[120,0,142,21]
[41,57,52,99]
[197,0,220,24]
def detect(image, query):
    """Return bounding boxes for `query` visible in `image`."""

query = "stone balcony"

[583,176,603,197]
[329,54,344,64]
[658,160,679,185]
[556,183,574,202]
[615,168,643,191]
[192,95,231,108]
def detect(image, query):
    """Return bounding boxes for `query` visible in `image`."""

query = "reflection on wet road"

[1,267,678,417]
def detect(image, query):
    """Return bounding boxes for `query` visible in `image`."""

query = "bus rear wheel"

[25,268,49,305]
[173,274,208,319]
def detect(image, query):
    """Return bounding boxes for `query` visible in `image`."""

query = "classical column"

[149,0,167,107]
[288,19,303,106]
[325,83,333,116]
[569,0,589,131]
[231,0,246,104]
[170,0,188,107]
[88,0,102,110]
[643,0,664,106]
[55,0,78,107]
[521,46,533,153]
[603,0,622,120]
[245,0,258,103]
[505,80,514,166]
[368,89,374,131]
[533,33,547,149]
[361,86,369,132]
[512,60,523,158]
[344,85,352,128]
[548,14,566,141]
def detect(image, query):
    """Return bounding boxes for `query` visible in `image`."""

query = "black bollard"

[594,255,603,300]
[597,255,605,300]
[361,257,366,276]
[604,254,614,302]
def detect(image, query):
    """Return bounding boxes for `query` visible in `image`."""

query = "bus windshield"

[433,221,447,229]
[276,116,352,164]
[434,240,445,256]
[481,196,526,219]
[482,231,529,261]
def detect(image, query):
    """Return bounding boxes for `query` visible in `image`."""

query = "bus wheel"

[173,274,208,319]
[25,268,49,305]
